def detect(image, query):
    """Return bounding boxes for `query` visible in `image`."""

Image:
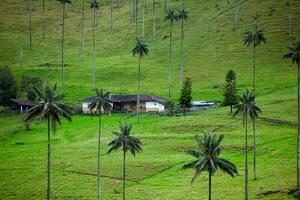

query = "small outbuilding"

[82,94,168,114]
[9,99,37,113]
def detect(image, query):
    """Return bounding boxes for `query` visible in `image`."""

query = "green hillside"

[0,0,300,199]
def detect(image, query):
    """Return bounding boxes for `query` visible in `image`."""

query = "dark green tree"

[165,9,178,98]
[0,67,17,107]
[179,77,192,114]
[25,82,73,200]
[234,89,261,200]
[183,132,238,200]
[132,39,149,124]
[223,70,239,113]
[107,124,142,200]
[20,76,43,101]
[285,40,300,189]
[88,89,112,200]
[243,20,266,180]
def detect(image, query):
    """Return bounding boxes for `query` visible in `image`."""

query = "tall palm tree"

[132,39,149,124]
[243,22,266,180]
[285,40,300,189]
[107,124,142,200]
[165,9,178,98]
[183,132,238,200]
[88,89,112,200]
[91,0,99,88]
[80,0,85,60]
[24,82,73,200]
[234,89,261,200]
[58,0,72,94]
[177,7,188,89]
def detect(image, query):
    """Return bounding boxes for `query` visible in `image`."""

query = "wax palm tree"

[243,23,266,180]
[183,132,238,200]
[107,124,142,200]
[88,89,112,200]
[132,39,149,124]
[177,7,188,89]
[57,0,72,94]
[234,89,261,200]
[80,0,85,60]
[91,0,99,88]
[285,40,300,189]
[165,9,178,98]
[24,82,73,200]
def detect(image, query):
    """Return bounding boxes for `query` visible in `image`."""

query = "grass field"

[0,0,300,199]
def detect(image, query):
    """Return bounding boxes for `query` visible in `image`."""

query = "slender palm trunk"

[208,172,212,200]
[29,0,32,50]
[152,0,156,41]
[47,117,51,200]
[179,18,184,89]
[288,0,292,37]
[233,0,238,28]
[135,0,138,37]
[42,0,45,39]
[253,42,257,180]
[80,0,85,60]
[136,55,141,124]
[93,7,96,88]
[110,0,113,30]
[61,2,65,94]
[122,147,126,200]
[297,61,300,189]
[98,111,102,200]
[142,0,145,41]
[245,113,249,200]
[20,48,23,68]
[168,21,173,98]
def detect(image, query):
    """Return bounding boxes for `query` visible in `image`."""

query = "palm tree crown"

[88,89,112,113]
[107,124,142,155]
[234,89,261,122]
[24,82,73,130]
[243,29,266,47]
[91,0,99,9]
[183,132,238,183]
[164,9,178,22]
[132,39,149,57]
[177,8,188,21]
[285,40,300,64]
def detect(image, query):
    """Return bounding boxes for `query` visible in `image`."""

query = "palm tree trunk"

[42,0,45,39]
[253,43,257,180]
[245,113,249,200]
[123,148,126,200]
[98,111,102,200]
[288,0,292,37]
[230,105,233,113]
[61,2,65,94]
[29,0,32,50]
[20,48,23,68]
[47,117,51,200]
[168,21,173,98]
[297,61,300,189]
[179,18,184,90]
[80,0,85,60]
[93,7,96,88]
[110,0,113,30]
[135,0,138,37]
[152,0,156,41]
[136,55,141,124]
[208,172,212,200]
[142,0,145,41]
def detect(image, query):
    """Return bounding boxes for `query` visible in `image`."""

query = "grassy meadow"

[0,0,300,199]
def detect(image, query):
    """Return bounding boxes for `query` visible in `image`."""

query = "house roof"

[10,99,37,107]
[82,94,168,104]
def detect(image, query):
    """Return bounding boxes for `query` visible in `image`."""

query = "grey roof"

[82,94,168,104]
[10,99,37,106]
